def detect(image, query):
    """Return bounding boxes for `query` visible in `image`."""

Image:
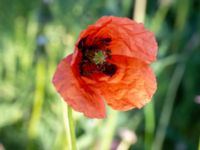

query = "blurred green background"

[0,0,200,150]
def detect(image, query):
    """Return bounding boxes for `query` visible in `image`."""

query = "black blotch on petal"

[103,63,117,76]
[101,38,112,46]
[78,35,115,77]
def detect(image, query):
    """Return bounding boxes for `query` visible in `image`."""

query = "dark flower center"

[78,36,117,76]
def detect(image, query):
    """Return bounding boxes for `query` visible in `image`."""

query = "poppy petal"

[99,55,157,110]
[77,16,157,64]
[52,55,106,118]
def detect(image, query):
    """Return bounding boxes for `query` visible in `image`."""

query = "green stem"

[144,101,155,150]
[101,109,118,150]
[152,64,185,150]
[28,59,45,150]
[67,106,77,150]
[62,104,77,150]
[63,102,76,150]
[198,137,200,150]
[28,59,45,139]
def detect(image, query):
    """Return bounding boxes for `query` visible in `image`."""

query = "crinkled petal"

[76,16,157,64]
[98,55,157,110]
[52,54,106,118]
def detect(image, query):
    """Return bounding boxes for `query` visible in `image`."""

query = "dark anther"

[78,36,116,77]
[103,63,117,76]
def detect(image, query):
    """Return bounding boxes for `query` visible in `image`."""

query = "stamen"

[93,51,106,64]
[78,36,117,76]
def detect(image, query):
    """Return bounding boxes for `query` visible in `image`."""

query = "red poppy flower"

[53,16,158,118]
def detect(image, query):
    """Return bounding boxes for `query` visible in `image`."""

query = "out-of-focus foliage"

[0,0,199,150]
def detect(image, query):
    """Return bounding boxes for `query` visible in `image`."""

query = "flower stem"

[101,109,118,150]
[63,103,77,150]
[152,64,185,150]
[67,106,77,150]
[144,101,155,150]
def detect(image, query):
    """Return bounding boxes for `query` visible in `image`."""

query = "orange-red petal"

[52,55,106,118]
[76,16,157,64]
[97,55,157,110]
